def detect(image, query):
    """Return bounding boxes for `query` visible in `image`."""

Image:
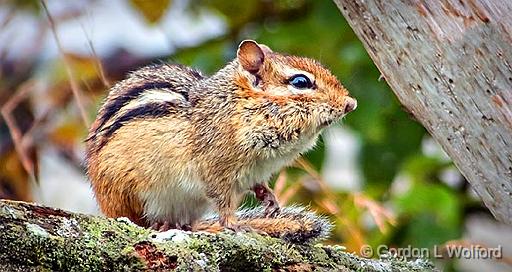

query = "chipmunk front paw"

[263,199,280,218]
[253,183,281,217]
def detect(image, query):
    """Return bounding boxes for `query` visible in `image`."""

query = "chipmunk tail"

[195,206,332,244]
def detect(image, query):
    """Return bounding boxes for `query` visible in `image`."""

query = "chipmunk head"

[235,40,356,131]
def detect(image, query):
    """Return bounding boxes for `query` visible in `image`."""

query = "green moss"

[0,201,435,271]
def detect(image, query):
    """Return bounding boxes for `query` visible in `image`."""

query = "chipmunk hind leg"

[92,178,149,227]
[140,181,211,231]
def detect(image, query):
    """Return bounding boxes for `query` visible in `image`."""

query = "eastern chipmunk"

[86,40,356,241]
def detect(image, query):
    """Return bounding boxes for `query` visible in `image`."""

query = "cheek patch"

[263,84,290,96]
[286,85,315,95]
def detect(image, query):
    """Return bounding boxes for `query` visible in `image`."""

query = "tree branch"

[0,200,434,271]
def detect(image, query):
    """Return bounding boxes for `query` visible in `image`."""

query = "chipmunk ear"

[258,43,273,55]
[237,40,265,74]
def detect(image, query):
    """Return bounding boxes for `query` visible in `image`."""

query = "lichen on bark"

[0,200,435,271]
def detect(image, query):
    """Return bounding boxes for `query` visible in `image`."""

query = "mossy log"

[0,200,435,271]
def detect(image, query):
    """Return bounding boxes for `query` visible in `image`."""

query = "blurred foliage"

[4,0,40,12]
[0,1,492,270]
[129,0,172,24]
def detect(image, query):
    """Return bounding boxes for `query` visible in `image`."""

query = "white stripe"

[138,90,185,103]
[102,90,185,130]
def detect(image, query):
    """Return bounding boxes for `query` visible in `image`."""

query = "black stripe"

[174,89,189,101]
[96,81,173,133]
[187,68,203,80]
[103,102,174,139]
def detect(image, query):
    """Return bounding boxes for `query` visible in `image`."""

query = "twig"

[0,81,37,183]
[273,170,287,198]
[295,157,395,240]
[40,0,90,127]
[80,22,110,87]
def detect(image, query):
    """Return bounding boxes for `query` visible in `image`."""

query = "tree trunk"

[333,0,512,224]
[0,200,434,271]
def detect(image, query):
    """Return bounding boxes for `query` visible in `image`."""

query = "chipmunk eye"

[289,74,313,89]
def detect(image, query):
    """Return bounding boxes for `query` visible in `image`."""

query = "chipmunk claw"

[150,221,172,232]
[150,221,192,232]
[263,200,280,218]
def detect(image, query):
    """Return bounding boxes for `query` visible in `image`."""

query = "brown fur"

[86,40,356,236]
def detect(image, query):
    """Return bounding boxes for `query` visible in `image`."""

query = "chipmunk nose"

[344,97,357,113]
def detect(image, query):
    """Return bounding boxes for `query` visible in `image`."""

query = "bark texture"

[334,0,512,223]
[0,200,434,271]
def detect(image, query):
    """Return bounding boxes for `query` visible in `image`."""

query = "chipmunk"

[85,40,356,243]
